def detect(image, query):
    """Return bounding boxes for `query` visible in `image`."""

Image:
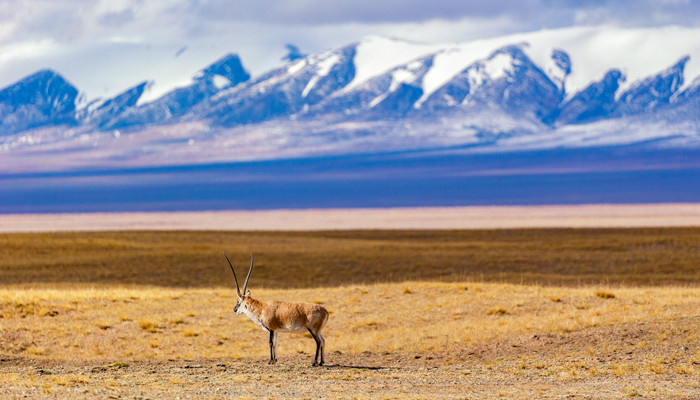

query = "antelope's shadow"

[323,364,391,371]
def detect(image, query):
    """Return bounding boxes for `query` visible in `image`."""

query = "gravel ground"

[2,317,698,400]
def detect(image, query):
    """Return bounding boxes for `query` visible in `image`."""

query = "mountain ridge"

[2,26,700,173]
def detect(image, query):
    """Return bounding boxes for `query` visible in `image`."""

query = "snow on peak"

[212,74,231,89]
[301,52,341,97]
[355,26,700,106]
[287,59,307,75]
[342,35,443,94]
[369,59,428,108]
[136,77,194,106]
[483,52,516,81]
[516,26,700,98]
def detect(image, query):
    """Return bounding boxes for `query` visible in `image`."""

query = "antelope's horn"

[242,253,254,294]
[224,252,242,296]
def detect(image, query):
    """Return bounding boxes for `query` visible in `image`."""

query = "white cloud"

[0,40,58,66]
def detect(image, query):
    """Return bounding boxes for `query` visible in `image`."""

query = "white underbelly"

[279,323,307,332]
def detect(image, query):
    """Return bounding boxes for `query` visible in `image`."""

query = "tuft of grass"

[673,365,694,375]
[95,322,111,330]
[596,291,616,299]
[139,320,158,333]
[487,307,509,316]
[39,309,59,317]
[25,345,46,356]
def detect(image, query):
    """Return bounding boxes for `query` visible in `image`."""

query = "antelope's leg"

[318,332,325,366]
[268,330,277,364]
[308,328,321,366]
[273,331,278,362]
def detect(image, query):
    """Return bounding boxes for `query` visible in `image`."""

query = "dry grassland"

[1,228,699,287]
[0,229,699,399]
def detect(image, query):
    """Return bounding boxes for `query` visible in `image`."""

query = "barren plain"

[0,205,699,399]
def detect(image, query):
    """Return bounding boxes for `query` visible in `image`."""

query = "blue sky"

[1,0,698,100]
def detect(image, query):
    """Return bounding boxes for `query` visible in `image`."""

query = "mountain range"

[1,26,700,174]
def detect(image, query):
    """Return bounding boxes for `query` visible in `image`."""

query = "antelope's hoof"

[268,360,277,365]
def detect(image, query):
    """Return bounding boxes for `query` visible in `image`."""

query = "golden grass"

[1,228,699,288]
[0,282,698,364]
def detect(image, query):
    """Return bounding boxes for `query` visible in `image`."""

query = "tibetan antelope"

[225,253,329,366]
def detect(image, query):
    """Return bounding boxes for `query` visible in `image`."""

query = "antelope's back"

[265,300,328,332]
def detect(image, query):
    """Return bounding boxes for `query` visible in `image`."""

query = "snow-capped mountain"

[90,53,250,130]
[200,45,356,125]
[0,69,80,134]
[2,26,700,172]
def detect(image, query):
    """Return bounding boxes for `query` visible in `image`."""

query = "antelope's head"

[225,253,254,314]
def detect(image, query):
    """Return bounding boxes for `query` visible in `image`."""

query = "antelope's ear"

[246,290,251,296]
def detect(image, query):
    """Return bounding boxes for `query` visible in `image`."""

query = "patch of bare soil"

[449,315,698,364]
[2,317,697,399]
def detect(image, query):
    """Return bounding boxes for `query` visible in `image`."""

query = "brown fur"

[236,295,329,365]
[257,299,328,331]
[227,253,329,366]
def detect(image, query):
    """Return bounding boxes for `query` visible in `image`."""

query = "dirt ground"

[2,315,698,400]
